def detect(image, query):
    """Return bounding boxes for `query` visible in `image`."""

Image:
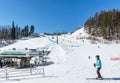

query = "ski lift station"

[0,47,50,68]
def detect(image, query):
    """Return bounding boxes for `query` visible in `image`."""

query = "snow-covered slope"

[48,44,66,63]
[0,31,120,83]
[71,27,89,38]
[0,37,52,51]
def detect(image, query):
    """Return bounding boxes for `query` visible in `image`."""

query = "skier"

[88,56,91,59]
[94,55,102,79]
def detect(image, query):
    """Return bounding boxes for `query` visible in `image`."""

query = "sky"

[0,0,120,33]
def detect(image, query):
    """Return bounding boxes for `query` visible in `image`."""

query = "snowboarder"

[94,55,102,79]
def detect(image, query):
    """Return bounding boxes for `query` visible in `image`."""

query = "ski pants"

[97,68,102,78]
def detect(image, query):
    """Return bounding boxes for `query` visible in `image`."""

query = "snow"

[0,27,120,83]
[48,44,66,63]
[71,27,89,38]
[0,37,52,51]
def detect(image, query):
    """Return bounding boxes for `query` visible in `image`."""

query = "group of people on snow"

[0,59,14,68]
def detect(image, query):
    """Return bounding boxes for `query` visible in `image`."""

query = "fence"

[0,65,45,80]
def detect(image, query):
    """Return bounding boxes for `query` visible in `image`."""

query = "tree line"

[0,21,35,40]
[84,9,120,40]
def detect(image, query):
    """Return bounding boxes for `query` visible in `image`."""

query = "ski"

[86,78,103,80]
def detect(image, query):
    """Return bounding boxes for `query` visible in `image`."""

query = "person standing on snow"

[94,55,102,79]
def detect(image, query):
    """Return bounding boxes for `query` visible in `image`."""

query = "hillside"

[0,28,120,83]
[84,9,120,40]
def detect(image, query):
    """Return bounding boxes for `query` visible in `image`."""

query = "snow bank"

[49,44,66,64]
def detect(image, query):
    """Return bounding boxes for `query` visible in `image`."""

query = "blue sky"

[0,0,120,33]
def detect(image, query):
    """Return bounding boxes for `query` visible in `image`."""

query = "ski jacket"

[96,59,102,68]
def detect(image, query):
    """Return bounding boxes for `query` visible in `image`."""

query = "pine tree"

[11,21,16,39]
[24,25,29,37]
[29,25,34,35]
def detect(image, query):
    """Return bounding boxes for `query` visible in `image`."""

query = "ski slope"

[0,27,120,83]
[0,37,52,50]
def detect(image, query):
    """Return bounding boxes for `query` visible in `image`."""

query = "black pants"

[97,68,102,78]
[0,63,3,68]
